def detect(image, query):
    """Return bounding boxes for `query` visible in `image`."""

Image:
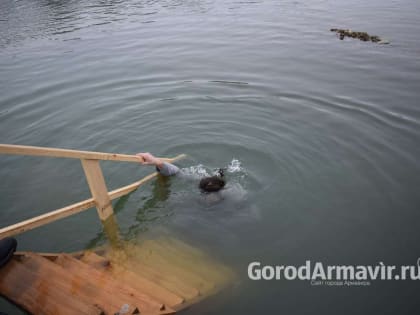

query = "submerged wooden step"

[0,237,235,315]
[129,242,216,294]
[101,238,236,306]
[106,247,200,301]
[140,239,235,287]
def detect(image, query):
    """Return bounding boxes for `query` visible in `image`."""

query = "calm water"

[1,0,420,314]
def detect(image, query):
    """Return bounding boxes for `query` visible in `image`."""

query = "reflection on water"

[1,0,420,313]
[88,158,252,247]
[0,0,221,47]
[125,175,173,238]
[87,175,172,248]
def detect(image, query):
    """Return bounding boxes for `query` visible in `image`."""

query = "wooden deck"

[0,237,235,315]
[0,145,234,314]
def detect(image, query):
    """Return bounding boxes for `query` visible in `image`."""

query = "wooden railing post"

[0,143,186,238]
[102,214,121,248]
[81,159,114,221]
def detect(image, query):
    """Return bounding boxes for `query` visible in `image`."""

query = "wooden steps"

[140,239,234,286]
[80,251,185,308]
[0,256,105,315]
[0,254,106,315]
[103,251,200,301]
[0,237,235,315]
[53,254,168,314]
[103,238,236,308]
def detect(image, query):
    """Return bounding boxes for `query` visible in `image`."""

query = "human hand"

[135,152,162,166]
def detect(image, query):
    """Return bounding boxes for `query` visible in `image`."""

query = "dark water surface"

[1,0,420,314]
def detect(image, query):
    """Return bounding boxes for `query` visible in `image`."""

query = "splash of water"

[227,158,244,173]
[181,159,245,178]
[181,164,211,178]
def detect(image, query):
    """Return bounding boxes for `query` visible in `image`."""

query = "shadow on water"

[86,175,173,248]
[86,156,258,254]
[124,175,173,239]
[2,0,420,313]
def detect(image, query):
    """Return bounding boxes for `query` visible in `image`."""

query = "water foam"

[227,158,244,173]
[181,159,245,178]
[181,164,211,178]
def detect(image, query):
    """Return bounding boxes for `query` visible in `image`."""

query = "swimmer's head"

[199,168,225,192]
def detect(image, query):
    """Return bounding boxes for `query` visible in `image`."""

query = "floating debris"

[330,29,389,44]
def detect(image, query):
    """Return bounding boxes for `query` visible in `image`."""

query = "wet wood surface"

[0,237,235,315]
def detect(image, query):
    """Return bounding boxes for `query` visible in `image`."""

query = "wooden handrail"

[0,172,160,238]
[0,144,185,163]
[0,144,186,238]
[0,199,96,238]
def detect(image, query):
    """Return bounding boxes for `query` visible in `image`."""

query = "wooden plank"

[80,251,185,308]
[81,159,114,221]
[132,242,216,294]
[54,253,174,315]
[108,172,159,200]
[105,149,187,199]
[0,171,168,238]
[0,257,105,315]
[0,144,186,238]
[140,240,233,287]
[22,254,130,314]
[0,198,95,238]
[160,238,235,279]
[17,253,142,314]
[106,249,200,301]
[0,143,186,163]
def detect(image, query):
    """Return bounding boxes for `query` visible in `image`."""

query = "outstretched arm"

[136,152,180,176]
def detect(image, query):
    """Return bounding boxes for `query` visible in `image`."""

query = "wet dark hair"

[199,169,225,192]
